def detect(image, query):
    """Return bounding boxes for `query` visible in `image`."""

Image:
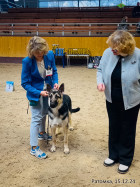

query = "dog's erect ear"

[59,83,64,93]
[46,84,52,92]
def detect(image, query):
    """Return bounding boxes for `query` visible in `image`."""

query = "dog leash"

[27,101,29,114]
[47,98,50,145]
[47,116,49,145]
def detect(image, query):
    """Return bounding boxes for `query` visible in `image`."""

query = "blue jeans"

[30,96,48,147]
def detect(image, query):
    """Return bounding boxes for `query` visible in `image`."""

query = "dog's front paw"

[69,127,74,131]
[64,147,70,154]
[50,146,56,153]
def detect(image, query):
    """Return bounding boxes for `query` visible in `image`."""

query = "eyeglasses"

[112,49,118,53]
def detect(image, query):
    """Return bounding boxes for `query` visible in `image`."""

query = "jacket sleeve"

[51,52,59,86]
[97,49,108,85]
[139,57,140,74]
[21,58,41,98]
[97,56,103,85]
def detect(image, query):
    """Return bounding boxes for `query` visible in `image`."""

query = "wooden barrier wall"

[0,36,140,57]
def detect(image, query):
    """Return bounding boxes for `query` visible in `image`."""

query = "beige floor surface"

[0,63,140,187]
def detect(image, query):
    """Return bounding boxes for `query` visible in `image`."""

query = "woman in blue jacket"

[97,30,140,174]
[21,36,59,159]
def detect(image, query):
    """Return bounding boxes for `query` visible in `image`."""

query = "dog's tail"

[71,107,80,113]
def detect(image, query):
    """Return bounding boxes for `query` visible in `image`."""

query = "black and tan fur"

[47,83,80,154]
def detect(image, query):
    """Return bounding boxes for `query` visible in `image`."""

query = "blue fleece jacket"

[21,50,58,101]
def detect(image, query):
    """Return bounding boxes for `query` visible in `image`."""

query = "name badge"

[46,68,53,76]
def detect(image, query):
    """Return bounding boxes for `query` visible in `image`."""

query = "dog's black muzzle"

[50,101,58,108]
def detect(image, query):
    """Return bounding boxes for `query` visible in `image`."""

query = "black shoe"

[118,164,129,174]
[103,158,116,167]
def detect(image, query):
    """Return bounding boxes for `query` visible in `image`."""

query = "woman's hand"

[54,83,59,90]
[97,83,105,91]
[40,91,48,97]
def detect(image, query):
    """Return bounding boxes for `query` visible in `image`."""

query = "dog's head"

[46,83,64,108]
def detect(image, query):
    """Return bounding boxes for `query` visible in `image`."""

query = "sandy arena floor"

[0,63,140,187]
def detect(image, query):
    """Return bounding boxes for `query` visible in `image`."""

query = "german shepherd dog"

[46,83,80,154]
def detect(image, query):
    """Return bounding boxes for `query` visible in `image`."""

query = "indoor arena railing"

[0,22,139,36]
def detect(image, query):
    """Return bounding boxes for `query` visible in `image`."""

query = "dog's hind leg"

[50,126,56,153]
[68,112,74,131]
[63,124,70,154]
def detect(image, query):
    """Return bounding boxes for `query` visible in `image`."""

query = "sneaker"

[118,164,129,174]
[104,158,116,167]
[30,146,47,159]
[38,132,52,141]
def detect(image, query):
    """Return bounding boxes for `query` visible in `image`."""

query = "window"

[79,0,99,7]
[39,0,138,8]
